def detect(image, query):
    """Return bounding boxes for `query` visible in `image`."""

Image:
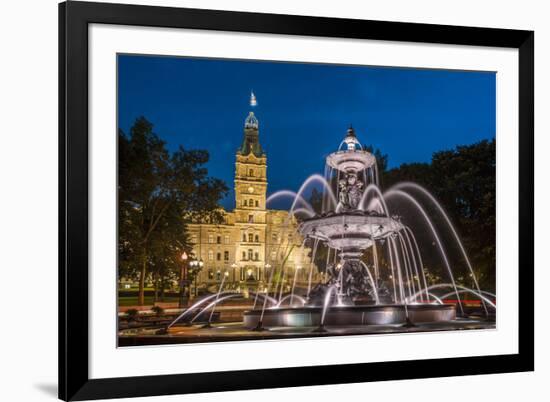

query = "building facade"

[188,99,318,293]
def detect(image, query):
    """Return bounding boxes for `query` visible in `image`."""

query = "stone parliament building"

[188,96,318,293]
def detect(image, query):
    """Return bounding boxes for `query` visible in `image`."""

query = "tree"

[119,117,228,305]
[429,139,496,290]
[364,145,388,175]
[382,162,433,190]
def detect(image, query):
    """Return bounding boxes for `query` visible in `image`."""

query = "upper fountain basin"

[326,149,377,172]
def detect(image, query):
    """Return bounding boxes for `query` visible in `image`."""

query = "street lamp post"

[189,260,197,301]
[231,263,238,284]
[264,263,271,287]
[189,258,205,300]
[179,251,188,308]
[197,259,203,297]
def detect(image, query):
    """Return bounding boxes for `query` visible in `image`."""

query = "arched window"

[243,199,247,206]
[248,249,253,260]
[254,234,259,242]
[249,169,254,176]
[248,233,254,243]
[254,252,259,261]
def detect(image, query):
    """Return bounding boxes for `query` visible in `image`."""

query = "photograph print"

[117,55,496,346]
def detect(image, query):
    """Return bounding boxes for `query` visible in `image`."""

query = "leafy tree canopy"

[118,117,228,305]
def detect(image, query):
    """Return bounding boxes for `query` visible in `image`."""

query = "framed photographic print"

[59,1,534,400]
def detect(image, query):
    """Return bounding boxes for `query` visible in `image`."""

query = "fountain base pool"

[243,304,456,329]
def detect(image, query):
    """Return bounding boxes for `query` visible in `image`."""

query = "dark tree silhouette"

[118,117,228,305]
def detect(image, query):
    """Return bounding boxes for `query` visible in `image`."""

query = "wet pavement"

[118,318,495,346]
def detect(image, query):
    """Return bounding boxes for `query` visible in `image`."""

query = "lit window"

[191,234,197,244]
[208,250,213,260]
[271,251,276,261]
[208,235,214,244]
[272,233,278,242]
[224,235,230,244]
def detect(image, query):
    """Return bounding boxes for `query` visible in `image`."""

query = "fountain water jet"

[391,182,490,316]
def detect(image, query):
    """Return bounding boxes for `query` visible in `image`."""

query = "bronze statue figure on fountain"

[338,172,364,211]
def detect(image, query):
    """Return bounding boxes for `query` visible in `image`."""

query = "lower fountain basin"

[243,304,456,328]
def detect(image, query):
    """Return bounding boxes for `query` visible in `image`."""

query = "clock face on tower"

[248,186,254,193]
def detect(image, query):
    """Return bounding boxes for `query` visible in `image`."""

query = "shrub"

[151,305,165,316]
[125,308,139,321]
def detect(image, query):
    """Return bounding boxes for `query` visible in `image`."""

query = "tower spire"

[239,92,264,157]
[250,91,257,107]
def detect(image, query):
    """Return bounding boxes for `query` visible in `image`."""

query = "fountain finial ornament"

[344,125,360,151]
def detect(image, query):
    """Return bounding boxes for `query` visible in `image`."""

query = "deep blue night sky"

[118,55,495,210]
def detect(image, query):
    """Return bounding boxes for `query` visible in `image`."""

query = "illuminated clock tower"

[234,92,268,282]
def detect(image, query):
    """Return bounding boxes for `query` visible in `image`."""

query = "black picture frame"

[59,1,534,400]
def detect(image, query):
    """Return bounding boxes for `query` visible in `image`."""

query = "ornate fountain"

[243,126,462,330]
